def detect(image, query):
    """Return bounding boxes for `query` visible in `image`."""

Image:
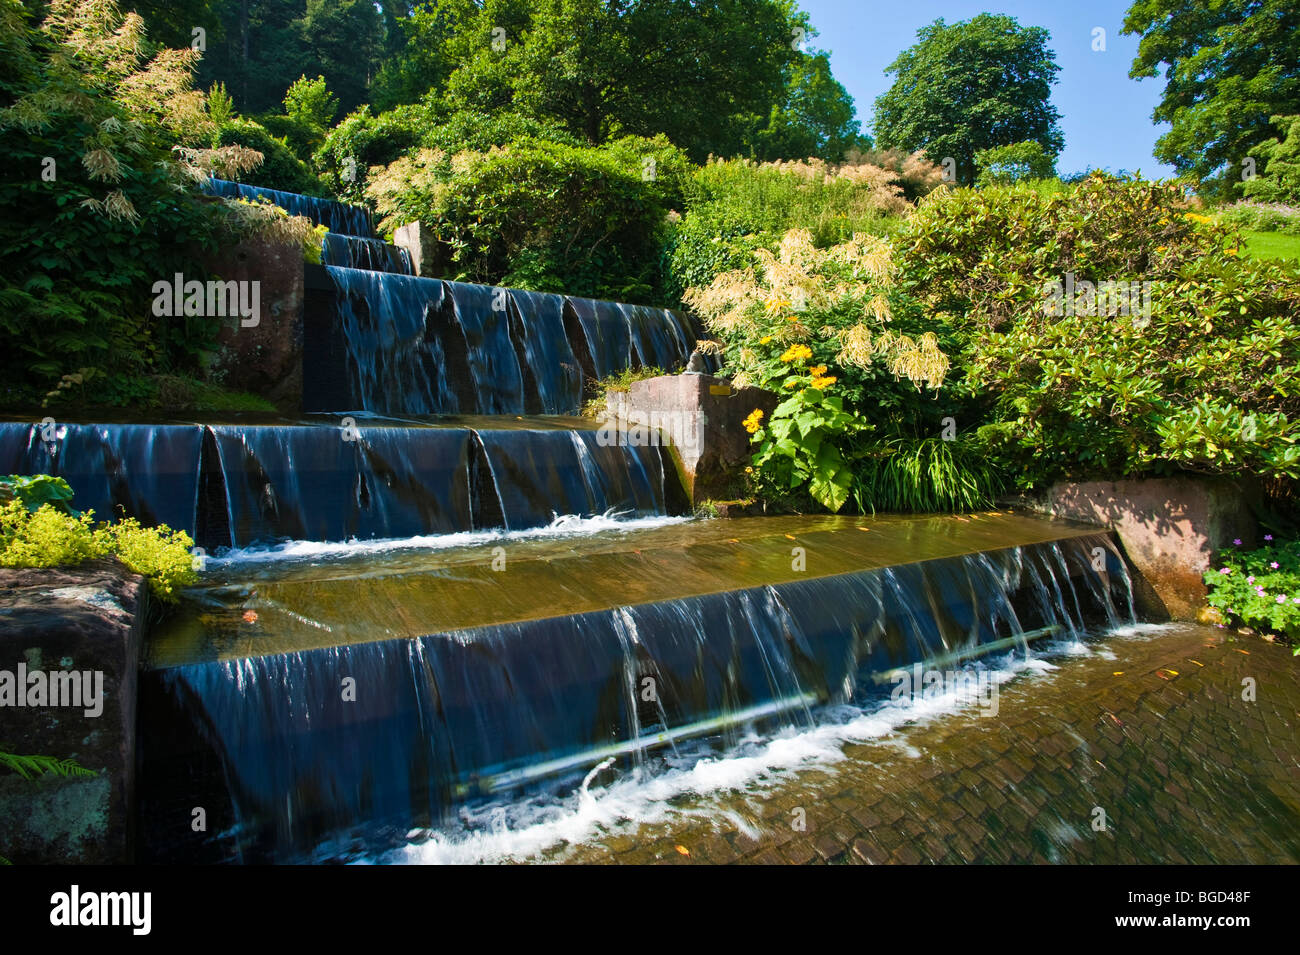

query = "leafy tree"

[1242,114,1300,205]
[407,0,811,161]
[873,14,1064,185]
[1122,0,1300,198]
[974,140,1056,186]
[751,51,869,161]
[283,73,339,129]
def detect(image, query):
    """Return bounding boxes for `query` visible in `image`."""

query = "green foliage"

[195,0,384,116]
[215,119,324,195]
[0,475,77,515]
[1123,0,1300,199]
[421,0,811,161]
[0,751,95,781]
[974,141,1057,186]
[1217,201,1300,236]
[898,175,1300,486]
[593,366,667,395]
[855,437,1004,513]
[1242,115,1300,205]
[0,0,227,409]
[874,14,1064,185]
[1204,538,1300,653]
[747,362,865,513]
[367,134,690,302]
[206,82,235,126]
[667,154,936,298]
[0,496,199,602]
[283,74,339,130]
[748,51,869,162]
[315,102,576,203]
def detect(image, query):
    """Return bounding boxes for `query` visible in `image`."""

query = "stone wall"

[0,560,146,863]
[603,374,778,504]
[204,237,305,409]
[1023,477,1260,620]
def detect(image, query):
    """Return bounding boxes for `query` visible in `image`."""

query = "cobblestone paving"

[557,626,1300,864]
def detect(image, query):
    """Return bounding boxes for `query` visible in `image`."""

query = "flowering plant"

[1204,536,1300,654]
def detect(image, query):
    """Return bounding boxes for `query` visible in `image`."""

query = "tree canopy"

[1123,0,1300,196]
[872,14,1063,185]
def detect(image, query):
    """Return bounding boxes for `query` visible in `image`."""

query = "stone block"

[1026,477,1260,619]
[0,559,146,863]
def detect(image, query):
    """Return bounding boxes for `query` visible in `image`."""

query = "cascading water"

[90,179,1154,866]
[320,234,413,274]
[201,178,374,237]
[0,420,678,548]
[138,516,1137,863]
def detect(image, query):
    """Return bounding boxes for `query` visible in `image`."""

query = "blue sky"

[797,0,1177,177]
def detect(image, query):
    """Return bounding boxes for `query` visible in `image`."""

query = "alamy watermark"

[1042,271,1152,326]
[151,273,260,327]
[0,663,104,717]
[889,663,999,717]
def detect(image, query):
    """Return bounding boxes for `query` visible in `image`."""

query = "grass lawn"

[1240,229,1300,261]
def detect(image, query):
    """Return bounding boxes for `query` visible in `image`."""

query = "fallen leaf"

[242,610,258,624]
[1188,659,1204,667]
[675,845,690,857]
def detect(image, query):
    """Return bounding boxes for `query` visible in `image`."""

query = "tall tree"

[396,0,810,161]
[1122,0,1300,196]
[750,51,869,161]
[872,14,1063,185]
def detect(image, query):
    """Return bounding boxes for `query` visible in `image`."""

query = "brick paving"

[554,625,1300,864]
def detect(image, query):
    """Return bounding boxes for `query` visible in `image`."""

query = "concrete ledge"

[0,560,146,863]
[604,374,778,504]
[1022,476,1260,620]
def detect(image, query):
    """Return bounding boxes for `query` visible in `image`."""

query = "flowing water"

[34,180,1274,867]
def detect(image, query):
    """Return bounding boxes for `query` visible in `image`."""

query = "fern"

[0,750,96,781]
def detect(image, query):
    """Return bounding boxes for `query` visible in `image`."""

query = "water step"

[139,512,1135,862]
[0,418,683,549]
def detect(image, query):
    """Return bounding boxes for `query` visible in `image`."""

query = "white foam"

[209,512,691,567]
[376,638,1073,866]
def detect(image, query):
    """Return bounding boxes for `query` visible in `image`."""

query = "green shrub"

[0,496,198,602]
[316,102,577,204]
[1204,537,1300,654]
[367,134,689,302]
[896,174,1300,487]
[0,0,228,409]
[1217,201,1300,236]
[974,140,1057,186]
[855,437,1005,513]
[667,155,931,298]
[688,230,956,512]
[215,119,324,195]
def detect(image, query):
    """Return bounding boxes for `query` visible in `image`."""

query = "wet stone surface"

[553,625,1300,864]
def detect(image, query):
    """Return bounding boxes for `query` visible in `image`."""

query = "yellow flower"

[764,295,791,314]
[744,466,754,474]
[759,336,773,345]
[811,375,837,389]
[1183,212,1213,225]
[1224,247,1238,257]
[779,343,813,364]
[742,408,765,434]
[1155,246,1167,253]
[784,379,799,388]
[808,364,827,377]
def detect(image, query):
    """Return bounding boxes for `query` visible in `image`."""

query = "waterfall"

[201,178,374,237]
[139,530,1136,862]
[0,421,681,548]
[320,234,412,274]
